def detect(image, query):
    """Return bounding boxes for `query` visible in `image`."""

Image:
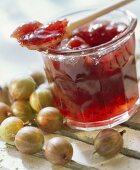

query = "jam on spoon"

[11,19,68,51]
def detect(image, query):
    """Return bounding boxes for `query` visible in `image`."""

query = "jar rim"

[43,9,137,56]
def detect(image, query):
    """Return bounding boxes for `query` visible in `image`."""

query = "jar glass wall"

[43,9,139,130]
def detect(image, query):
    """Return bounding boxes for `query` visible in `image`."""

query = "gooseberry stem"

[93,150,97,155]
[119,130,126,136]
[23,121,31,126]
[7,112,13,117]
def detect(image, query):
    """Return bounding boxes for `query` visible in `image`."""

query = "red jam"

[43,21,139,125]
[11,20,68,51]
[12,19,139,127]
[72,21,127,47]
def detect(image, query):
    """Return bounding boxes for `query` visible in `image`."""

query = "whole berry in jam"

[61,36,89,50]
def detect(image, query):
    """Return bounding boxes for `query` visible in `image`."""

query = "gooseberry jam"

[43,14,139,129]
[11,9,139,130]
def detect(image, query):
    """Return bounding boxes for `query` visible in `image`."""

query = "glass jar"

[43,9,139,130]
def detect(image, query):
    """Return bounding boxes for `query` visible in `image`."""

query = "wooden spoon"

[66,0,135,37]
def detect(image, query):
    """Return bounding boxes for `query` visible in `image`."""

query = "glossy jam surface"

[11,20,68,51]
[44,20,139,126]
[70,21,127,47]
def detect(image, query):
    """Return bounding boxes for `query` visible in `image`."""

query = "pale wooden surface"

[1,1,140,170]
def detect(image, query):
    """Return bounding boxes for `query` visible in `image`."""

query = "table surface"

[1,1,140,170]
